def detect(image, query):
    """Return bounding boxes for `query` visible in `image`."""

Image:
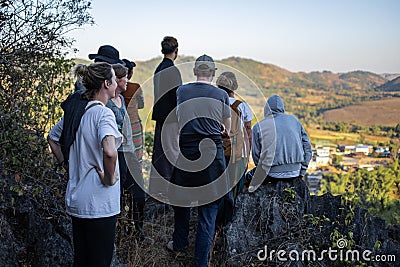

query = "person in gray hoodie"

[247,94,312,188]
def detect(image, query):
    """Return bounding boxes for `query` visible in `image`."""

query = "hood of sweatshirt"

[265,94,285,117]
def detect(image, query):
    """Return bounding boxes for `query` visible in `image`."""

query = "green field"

[307,128,392,146]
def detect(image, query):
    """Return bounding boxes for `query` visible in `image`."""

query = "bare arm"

[47,136,64,163]
[97,135,118,186]
[244,120,252,154]
[47,135,68,173]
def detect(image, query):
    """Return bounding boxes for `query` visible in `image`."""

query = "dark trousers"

[173,202,219,267]
[71,215,117,267]
[118,151,146,233]
[150,121,175,180]
[118,151,145,199]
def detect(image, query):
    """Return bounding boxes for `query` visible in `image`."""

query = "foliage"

[0,2,93,265]
[0,0,93,181]
[320,160,400,224]
[332,154,343,167]
[144,131,154,158]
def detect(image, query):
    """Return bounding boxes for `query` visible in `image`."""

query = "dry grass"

[323,97,400,126]
[115,203,229,267]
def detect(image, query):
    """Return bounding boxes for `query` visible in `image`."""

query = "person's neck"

[197,77,212,83]
[115,88,122,95]
[93,94,108,105]
[164,54,175,61]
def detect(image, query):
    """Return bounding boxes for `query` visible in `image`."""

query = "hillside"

[322,97,400,127]
[130,56,399,128]
[72,56,399,128]
[376,76,400,92]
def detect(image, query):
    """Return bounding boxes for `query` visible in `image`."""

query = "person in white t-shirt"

[48,62,122,267]
[215,71,253,227]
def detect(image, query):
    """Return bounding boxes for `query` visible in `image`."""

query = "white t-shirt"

[49,100,122,218]
[229,97,254,124]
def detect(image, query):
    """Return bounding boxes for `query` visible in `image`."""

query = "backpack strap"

[231,99,242,112]
[84,102,103,113]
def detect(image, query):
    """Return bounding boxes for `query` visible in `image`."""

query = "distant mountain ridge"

[132,56,398,92]
[74,55,399,92]
[73,56,400,127]
[375,76,400,92]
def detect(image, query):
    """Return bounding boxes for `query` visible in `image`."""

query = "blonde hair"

[73,62,113,100]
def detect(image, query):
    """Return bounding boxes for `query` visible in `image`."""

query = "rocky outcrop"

[1,166,399,266]
[0,174,73,267]
[0,172,127,267]
[225,178,400,266]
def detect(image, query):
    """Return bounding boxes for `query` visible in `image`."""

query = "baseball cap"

[194,54,217,71]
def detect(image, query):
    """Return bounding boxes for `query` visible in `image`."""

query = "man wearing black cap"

[167,55,231,267]
[149,36,182,196]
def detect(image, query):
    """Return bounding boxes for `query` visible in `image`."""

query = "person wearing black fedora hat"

[88,45,125,64]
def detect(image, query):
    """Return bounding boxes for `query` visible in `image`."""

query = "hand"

[95,167,118,186]
[221,125,229,138]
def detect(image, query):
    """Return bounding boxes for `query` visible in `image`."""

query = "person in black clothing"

[149,36,182,197]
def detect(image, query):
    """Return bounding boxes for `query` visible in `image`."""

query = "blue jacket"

[252,95,312,177]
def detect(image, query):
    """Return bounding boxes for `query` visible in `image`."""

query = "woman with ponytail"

[48,62,122,266]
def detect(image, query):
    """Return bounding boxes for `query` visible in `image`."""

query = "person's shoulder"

[88,101,109,113]
[176,83,189,94]
[178,83,190,90]
[155,60,167,73]
[214,86,229,97]
[286,113,298,120]
[285,113,302,124]
[240,101,250,108]
[101,105,117,119]
[240,101,252,112]
[157,58,173,69]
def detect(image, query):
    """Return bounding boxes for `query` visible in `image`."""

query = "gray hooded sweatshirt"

[252,94,312,177]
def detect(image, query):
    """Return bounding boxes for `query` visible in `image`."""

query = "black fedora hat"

[88,45,124,64]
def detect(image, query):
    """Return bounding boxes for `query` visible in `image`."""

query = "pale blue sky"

[68,0,400,73]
